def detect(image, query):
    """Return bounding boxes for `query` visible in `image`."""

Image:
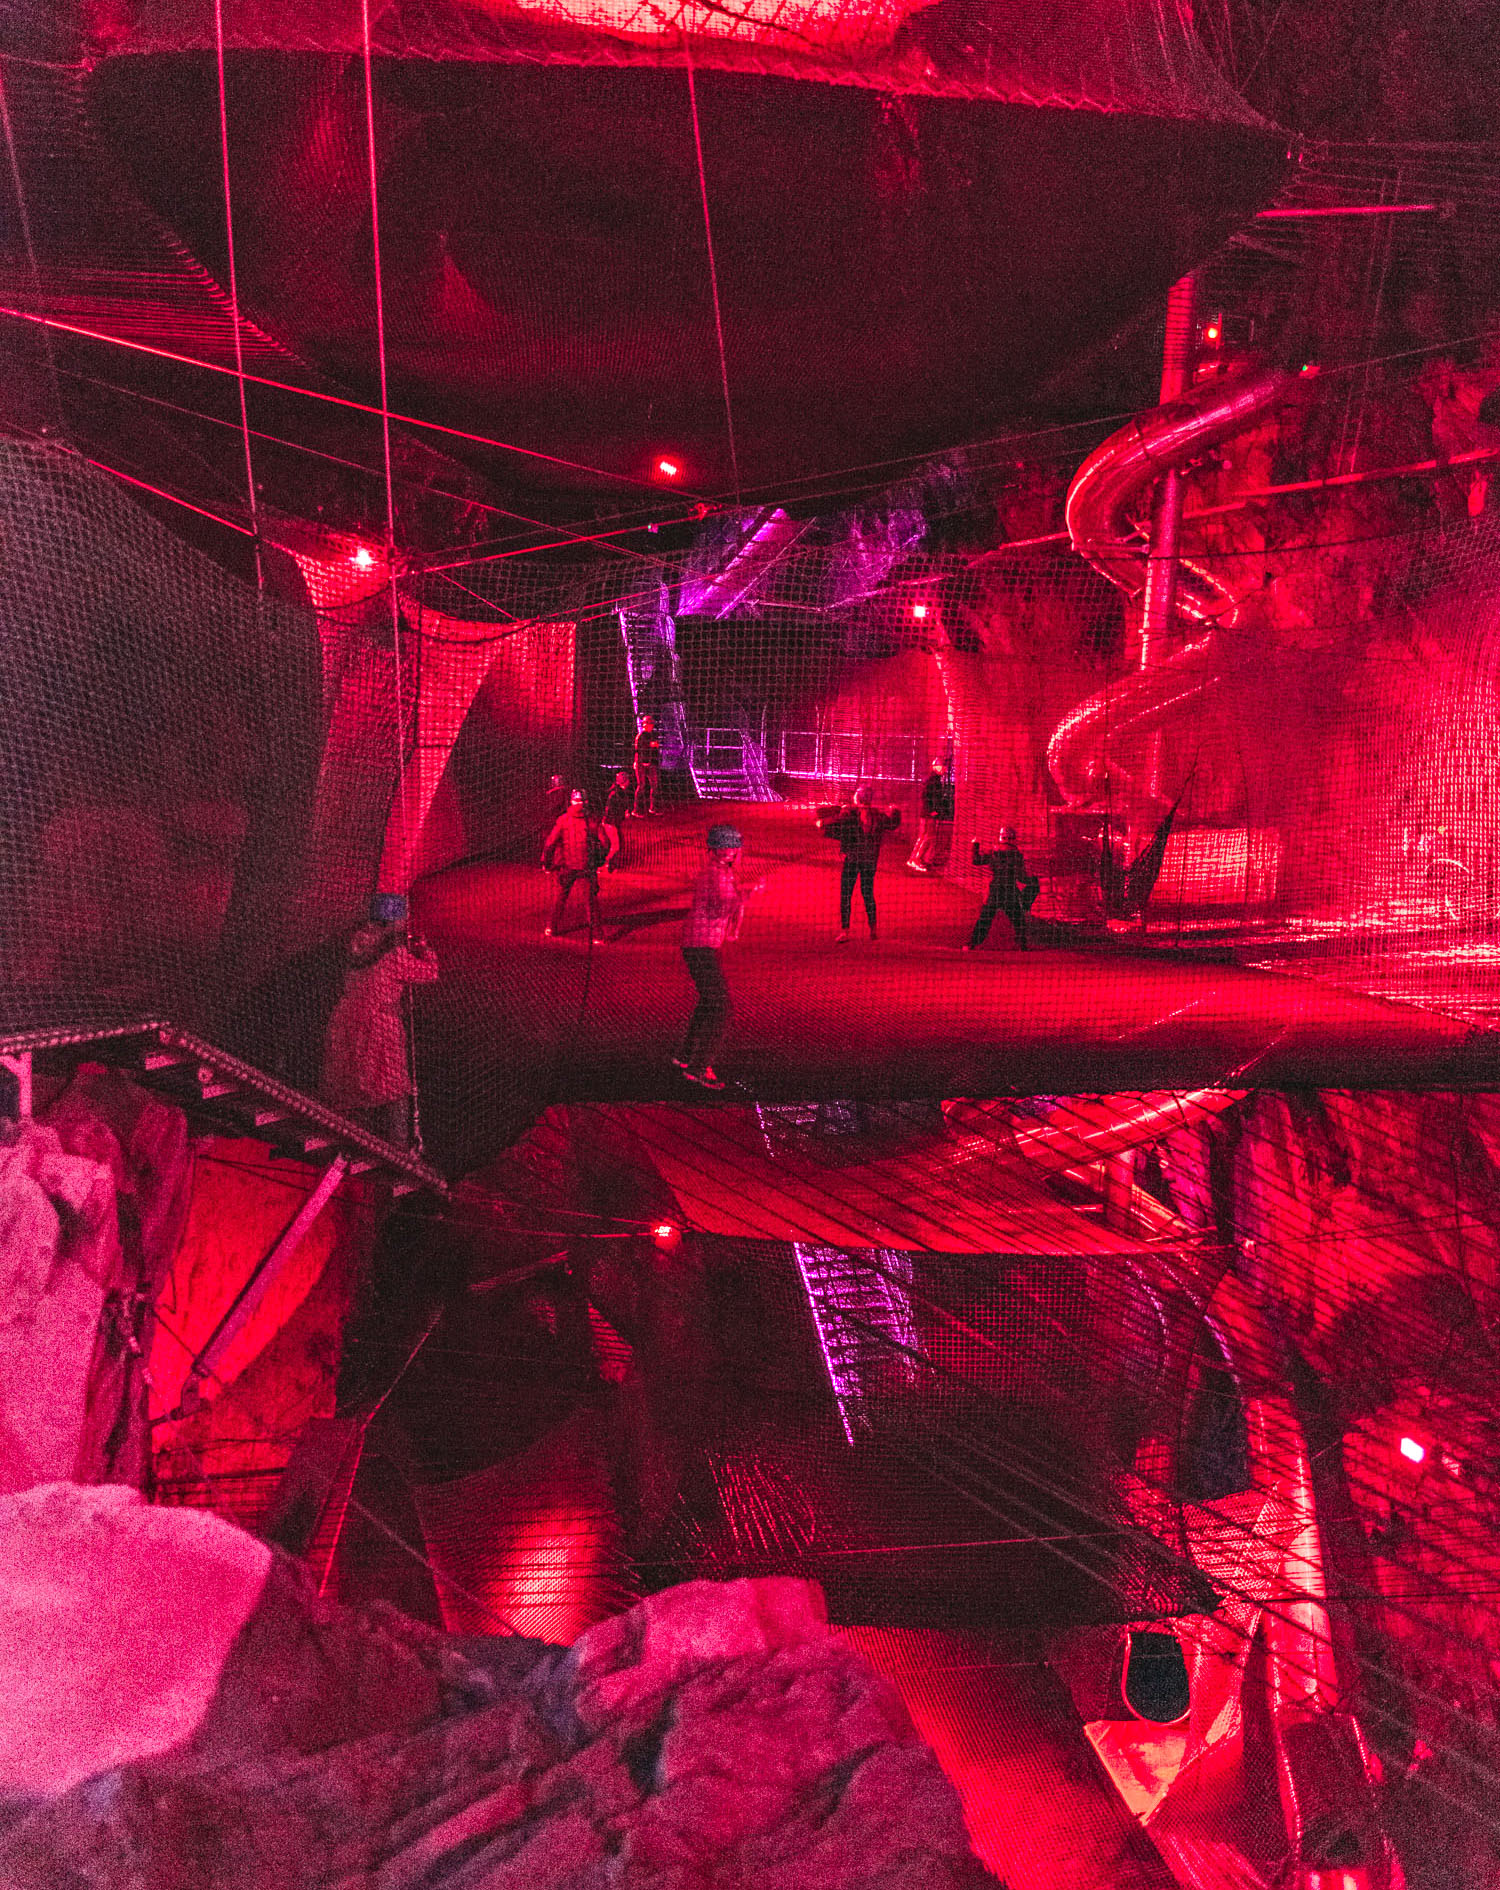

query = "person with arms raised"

[816,785,901,942]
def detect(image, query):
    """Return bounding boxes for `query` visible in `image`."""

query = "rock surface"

[0,1073,191,1494]
[0,1484,996,1888]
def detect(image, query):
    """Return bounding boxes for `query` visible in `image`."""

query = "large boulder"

[0,1483,995,1888]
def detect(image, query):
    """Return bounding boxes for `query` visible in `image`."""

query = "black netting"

[86,0,1267,121]
[8,378,1500,1160]
[627,1240,1213,1634]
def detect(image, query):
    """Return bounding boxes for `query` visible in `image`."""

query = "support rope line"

[0,304,685,491]
[0,60,61,432]
[683,36,741,507]
[213,0,262,588]
[77,450,257,533]
[360,0,421,1153]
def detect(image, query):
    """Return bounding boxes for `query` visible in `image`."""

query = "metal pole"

[1,1051,32,1119]
[183,1154,351,1401]
[1139,273,1198,811]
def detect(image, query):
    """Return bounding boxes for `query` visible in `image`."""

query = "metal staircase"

[686,726,778,802]
[617,580,689,768]
[791,1244,919,1443]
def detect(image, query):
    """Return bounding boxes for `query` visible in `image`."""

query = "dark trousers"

[969,887,1027,948]
[840,859,878,931]
[551,868,601,935]
[633,760,660,814]
[680,946,731,1070]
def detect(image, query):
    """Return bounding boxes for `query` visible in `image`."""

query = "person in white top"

[674,824,748,1091]
[321,894,438,1145]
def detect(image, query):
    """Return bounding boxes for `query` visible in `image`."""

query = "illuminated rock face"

[0,1501,996,1889]
[0,1074,191,1495]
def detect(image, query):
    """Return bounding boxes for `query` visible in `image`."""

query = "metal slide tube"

[1053,360,1301,808]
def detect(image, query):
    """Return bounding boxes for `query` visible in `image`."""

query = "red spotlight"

[911,602,930,620]
[351,545,376,570]
[651,1221,682,1250]
[1399,1436,1426,1465]
[655,457,682,480]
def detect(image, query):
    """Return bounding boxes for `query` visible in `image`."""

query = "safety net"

[83,0,1265,119]
[6,9,1500,1887]
[6,335,1500,1160]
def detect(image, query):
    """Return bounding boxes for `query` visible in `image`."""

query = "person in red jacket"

[816,785,901,942]
[542,789,607,941]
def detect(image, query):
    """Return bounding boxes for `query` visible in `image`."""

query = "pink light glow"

[910,602,929,620]
[655,457,681,480]
[351,546,376,570]
[1399,1436,1426,1464]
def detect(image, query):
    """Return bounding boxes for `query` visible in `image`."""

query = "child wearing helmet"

[964,826,1038,951]
[542,790,607,941]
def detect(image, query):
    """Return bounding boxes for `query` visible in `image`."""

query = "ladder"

[791,1244,918,1443]
[617,583,688,768]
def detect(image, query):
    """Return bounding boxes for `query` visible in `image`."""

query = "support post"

[183,1153,351,1403]
[0,1051,31,1119]
[1101,1150,1137,1233]
[1139,274,1198,807]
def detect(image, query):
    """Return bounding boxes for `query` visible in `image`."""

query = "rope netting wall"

[6,344,1500,1132]
[5,12,1500,1881]
[84,0,1263,118]
[143,1084,1500,1885]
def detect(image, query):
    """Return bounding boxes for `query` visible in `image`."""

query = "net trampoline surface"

[5,419,1500,1173]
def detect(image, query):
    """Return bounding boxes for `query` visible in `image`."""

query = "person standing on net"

[542,789,607,941]
[964,826,1038,951]
[907,757,955,874]
[321,893,438,1148]
[817,785,901,942]
[675,824,751,1090]
[633,715,663,816]
[602,769,632,871]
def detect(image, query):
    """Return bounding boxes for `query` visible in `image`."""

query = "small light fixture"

[1399,1436,1426,1465]
[651,1221,681,1250]
[351,546,376,570]
[655,457,681,480]
[911,602,929,620]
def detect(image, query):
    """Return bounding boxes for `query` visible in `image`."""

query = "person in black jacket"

[601,769,632,870]
[632,716,663,815]
[816,785,902,941]
[964,826,1038,951]
[907,757,955,873]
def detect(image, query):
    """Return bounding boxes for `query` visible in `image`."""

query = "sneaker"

[834,929,851,943]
